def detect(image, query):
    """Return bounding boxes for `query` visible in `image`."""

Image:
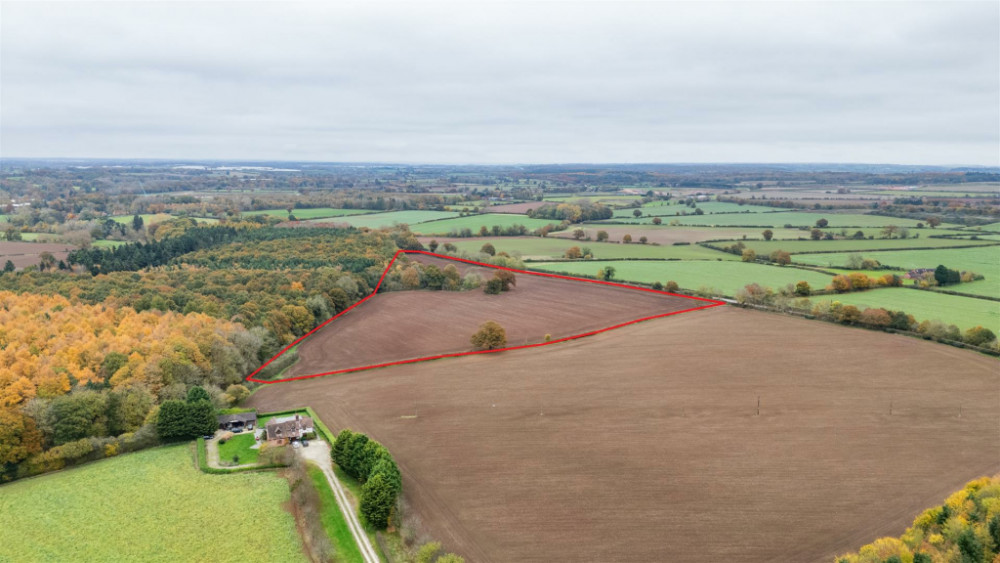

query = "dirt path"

[298,442,380,563]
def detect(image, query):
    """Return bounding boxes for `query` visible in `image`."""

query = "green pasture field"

[868,190,998,198]
[0,445,304,563]
[792,246,1000,281]
[715,237,997,255]
[410,213,562,235]
[550,224,809,242]
[308,210,460,229]
[531,260,833,297]
[246,208,374,220]
[807,288,1000,334]
[598,211,940,228]
[542,195,643,205]
[217,432,259,465]
[423,236,737,261]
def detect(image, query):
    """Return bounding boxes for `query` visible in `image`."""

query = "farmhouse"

[265,414,313,442]
[217,412,257,432]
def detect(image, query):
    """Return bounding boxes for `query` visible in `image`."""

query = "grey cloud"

[1,1,997,164]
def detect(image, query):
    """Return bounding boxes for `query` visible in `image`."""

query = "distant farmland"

[248,307,999,563]
[531,259,834,296]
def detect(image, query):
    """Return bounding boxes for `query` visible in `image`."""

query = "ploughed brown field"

[0,242,74,269]
[249,306,1000,562]
[281,255,703,379]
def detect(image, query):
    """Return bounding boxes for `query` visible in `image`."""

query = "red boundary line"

[246,250,725,384]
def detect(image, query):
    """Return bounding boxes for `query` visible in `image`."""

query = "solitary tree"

[572,229,586,240]
[762,229,773,241]
[132,214,144,231]
[597,266,616,281]
[741,249,756,262]
[622,234,633,244]
[471,321,507,350]
[564,246,582,259]
[815,218,829,228]
[632,209,642,218]
[428,240,439,252]
[596,230,609,242]
[3,260,14,273]
[638,236,648,244]
[794,281,811,296]
[480,243,496,256]
[810,229,822,240]
[652,217,662,225]
[925,217,941,228]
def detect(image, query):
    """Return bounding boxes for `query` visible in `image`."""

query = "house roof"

[217,412,257,424]
[266,416,313,437]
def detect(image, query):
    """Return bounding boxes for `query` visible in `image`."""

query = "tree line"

[331,429,402,530]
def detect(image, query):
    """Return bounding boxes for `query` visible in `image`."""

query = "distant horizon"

[2,156,998,170]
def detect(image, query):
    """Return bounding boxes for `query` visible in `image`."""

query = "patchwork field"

[0,445,304,562]
[247,307,1000,563]
[0,241,75,269]
[246,207,374,220]
[723,238,997,255]
[602,211,941,228]
[611,201,787,217]
[416,236,737,261]
[548,225,807,245]
[410,214,562,236]
[308,210,460,228]
[532,259,834,296]
[281,255,704,379]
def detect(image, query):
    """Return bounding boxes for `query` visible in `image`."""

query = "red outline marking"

[246,250,725,384]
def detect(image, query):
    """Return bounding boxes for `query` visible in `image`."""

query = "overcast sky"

[1,1,998,165]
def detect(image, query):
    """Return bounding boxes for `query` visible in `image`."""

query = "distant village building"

[217,412,257,432]
[265,414,314,442]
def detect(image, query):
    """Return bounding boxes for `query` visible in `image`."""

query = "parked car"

[202,435,214,440]
[301,440,309,447]
[292,441,301,449]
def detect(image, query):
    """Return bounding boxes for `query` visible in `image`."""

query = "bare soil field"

[249,307,1000,563]
[0,241,74,269]
[282,255,702,379]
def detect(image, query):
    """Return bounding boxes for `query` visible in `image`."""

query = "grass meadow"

[426,237,737,261]
[722,238,997,255]
[308,210,460,229]
[600,211,942,228]
[532,259,833,296]
[792,245,1000,279]
[247,208,374,220]
[807,288,999,334]
[0,445,305,563]
[410,213,562,235]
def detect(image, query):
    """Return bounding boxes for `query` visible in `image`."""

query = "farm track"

[249,306,1000,563]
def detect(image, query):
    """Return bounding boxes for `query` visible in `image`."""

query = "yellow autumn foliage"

[0,291,250,403]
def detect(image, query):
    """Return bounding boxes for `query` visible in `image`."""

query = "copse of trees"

[331,429,401,530]
[526,201,613,223]
[483,270,516,295]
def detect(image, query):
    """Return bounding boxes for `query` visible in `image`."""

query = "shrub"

[480,243,496,256]
[964,326,996,347]
[483,278,503,295]
[665,281,679,292]
[794,281,811,296]
[741,249,756,262]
